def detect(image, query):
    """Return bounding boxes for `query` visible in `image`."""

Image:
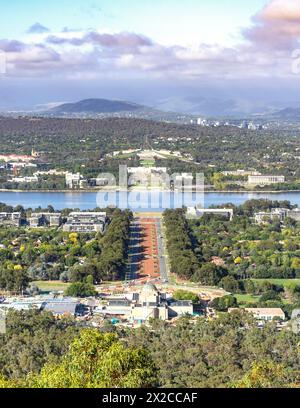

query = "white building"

[63,212,107,233]
[34,170,67,176]
[288,209,300,221]
[173,173,194,188]
[29,212,62,228]
[187,207,234,221]
[222,170,261,177]
[248,175,285,185]
[11,176,39,183]
[254,208,290,224]
[254,208,300,224]
[127,167,168,187]
[0,212,21,227]
[94,283,195,324]
[229,308,285,322]
[65,172,81,189]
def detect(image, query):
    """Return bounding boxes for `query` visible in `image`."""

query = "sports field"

[32,281,70,292]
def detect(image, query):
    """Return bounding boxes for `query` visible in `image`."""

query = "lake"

[0,191,300,211]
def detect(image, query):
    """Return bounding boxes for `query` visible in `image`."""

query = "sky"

[1,0,300,113]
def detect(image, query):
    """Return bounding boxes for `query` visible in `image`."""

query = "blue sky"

[1,0,300,112]
[1,0,267,45]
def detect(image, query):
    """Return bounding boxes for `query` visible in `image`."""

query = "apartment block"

[63,212,107,233]
[29,212,62,228]
[0,212,22,227]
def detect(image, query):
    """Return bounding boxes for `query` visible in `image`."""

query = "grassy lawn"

[234,293,260,304]
[140,159,155,167]
[251,279,300,289]
[32,280,70,292]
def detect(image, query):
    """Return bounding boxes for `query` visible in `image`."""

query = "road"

[124,214,228,300]
[125,220,142,282]
[155,218,168,282]
[126,215,168,284]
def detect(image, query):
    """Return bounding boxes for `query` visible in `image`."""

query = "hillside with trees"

[0,310,300,388]
[0,117,299,184]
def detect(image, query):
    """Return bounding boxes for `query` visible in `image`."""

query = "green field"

[234,279,300,305]
[140,159,155,167]
[251,279,300,289]
[234,294,261,304]
[32,281,70,292]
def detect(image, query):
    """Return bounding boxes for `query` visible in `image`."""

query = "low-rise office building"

[89,177,110,187]
[254,208,290,224]
[63,212,107,233]
[229,307,285,322]
[42,300,86,317]
[248,175,285,185]
[10,176,39,183]
[127,167,168,187]
[0,212,22,227]
[288,209,300,221]
[187,207,234,221]
[65,172,81,189]
[254,208,300,224]
[29,212,62,228]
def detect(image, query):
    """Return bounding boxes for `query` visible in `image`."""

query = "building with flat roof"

[0,212,22,227]
[254,208,290,224]
[65,172,82,189]
[11,176,39,183]
[127,167,168,188]
[254,208,300,224]
[248,175,285,185]
[229,308,285,321]
[0,154,33,163]
[187,207,234,221]
[29,212,62,228]
[288,209,300,221]
[222,170,261,177]
[94,283,195,324]
[42,301,84,317]
[63,212,107,233]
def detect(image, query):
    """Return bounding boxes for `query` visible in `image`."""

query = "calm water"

[0,191,299,211]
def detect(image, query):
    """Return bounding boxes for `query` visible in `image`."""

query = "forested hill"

[0,116,299,181]
[50,98,145,114]
[270,107,300,120]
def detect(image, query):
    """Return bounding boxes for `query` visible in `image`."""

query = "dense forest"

[0,117,300,183]
[0,310,300,388]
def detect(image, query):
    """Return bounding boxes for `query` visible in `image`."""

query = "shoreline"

[0,188,299,194]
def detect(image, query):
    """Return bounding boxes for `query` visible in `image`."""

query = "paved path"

[126,215,168,284]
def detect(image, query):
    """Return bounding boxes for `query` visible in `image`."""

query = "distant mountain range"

[44,98,194,123]
[268,107,300,120]
[50,98,146,114]
[29,97,300,122]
